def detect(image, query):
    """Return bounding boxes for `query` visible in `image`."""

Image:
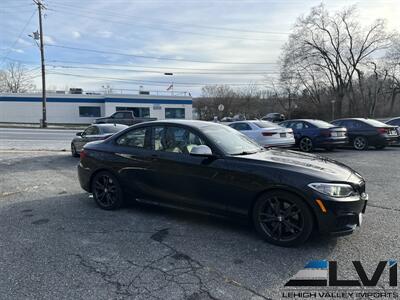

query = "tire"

[299,137,313,152]
[353,136,368,150]
[71,143,79,157]
[252,190,314,247]
[91,171,124,210]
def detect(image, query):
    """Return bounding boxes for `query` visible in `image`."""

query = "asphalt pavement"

[0,127,79,151]
[0,131,399,299]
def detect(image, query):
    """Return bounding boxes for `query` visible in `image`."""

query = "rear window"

[253,121,277,128]
[307,120,334,128]
[101,125,127,134]
[362,119,392,127]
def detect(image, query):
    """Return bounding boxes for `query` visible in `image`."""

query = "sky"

[1,0,399,96]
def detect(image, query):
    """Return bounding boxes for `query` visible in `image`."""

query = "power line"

[4,56,280,72]
[47,71,269,87]
[46,64,279,75]
[49,2,289,36]
[0,10,36,66]
[48,6,285,42]
[47,44,278,65]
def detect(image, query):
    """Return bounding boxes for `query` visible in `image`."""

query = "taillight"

[80,150,87,160]
[377,128,388,134]
[320,130,331,137]
[262,132,276,136]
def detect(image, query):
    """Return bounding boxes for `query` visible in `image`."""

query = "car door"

[111,126,156,199]
[146,125,228,213]
[290,121,304,142]
[75,126,99,151]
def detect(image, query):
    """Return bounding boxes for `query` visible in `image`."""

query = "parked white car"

[228,120,295,148]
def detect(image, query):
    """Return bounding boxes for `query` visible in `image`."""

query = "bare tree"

[0,62,35,93]
[281,4,393,117]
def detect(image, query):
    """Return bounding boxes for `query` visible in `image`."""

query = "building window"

[116,107,150,118]
[79,106,101,117]
[165,108,185,119]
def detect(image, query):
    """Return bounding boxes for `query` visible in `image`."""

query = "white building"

[0,93,193,124]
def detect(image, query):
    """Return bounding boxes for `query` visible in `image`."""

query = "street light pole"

[331,99,336,121]
[164,72,173,96]
[34,0,47,128]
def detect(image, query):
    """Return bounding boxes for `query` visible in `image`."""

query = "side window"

[83,126,97,135]
[116,128,148,148]
[113,112,124,119]
[234,123,251,131]
[293,122,303,130]
[303,122,311,129]
[123,112,132,118]
[152,126,205,154]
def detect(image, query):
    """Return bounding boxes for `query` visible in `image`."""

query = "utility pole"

[34,0,47,128]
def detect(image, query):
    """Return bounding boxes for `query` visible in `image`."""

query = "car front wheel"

[91,171,124,210]
[252,190,314,247]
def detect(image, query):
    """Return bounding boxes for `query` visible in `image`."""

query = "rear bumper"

[77,163,91,192]
[315,137,348,147]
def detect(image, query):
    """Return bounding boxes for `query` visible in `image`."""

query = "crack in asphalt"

[367,203,400,212]
[70,228,272,300]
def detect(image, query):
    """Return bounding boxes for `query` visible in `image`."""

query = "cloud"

[72,31,81,39]
[97,30,112,38]
[44,35,55,45]
[12,48,24,53]
[17,38,31,46]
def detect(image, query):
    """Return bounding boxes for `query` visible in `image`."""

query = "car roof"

[281,119,320,122]
[332,118,370,122]
[387,117,400,122]
[137,119,221,129]
[94,123,128,128]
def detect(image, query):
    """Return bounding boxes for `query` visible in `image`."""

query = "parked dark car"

[279,119,347,152]
[386,117,400,145]
[71,124,128,157]
[331,118,399,150]
[94,110,156,126]
[78,120,368,247]
[262,113,285,123]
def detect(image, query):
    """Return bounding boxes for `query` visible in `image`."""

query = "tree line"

[194,4,400,121]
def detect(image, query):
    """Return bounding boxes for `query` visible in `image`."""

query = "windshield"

[101,125,127,134]
[202,124,264,155]
[253,121,278,128]
[307,120,334,128]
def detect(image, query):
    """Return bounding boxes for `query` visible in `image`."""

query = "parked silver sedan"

[71,124,128,157]
[228,120,295,148]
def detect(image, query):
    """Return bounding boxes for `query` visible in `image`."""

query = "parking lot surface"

[0,144,399,299]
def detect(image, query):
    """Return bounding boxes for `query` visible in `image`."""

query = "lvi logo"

[285,260,397,287]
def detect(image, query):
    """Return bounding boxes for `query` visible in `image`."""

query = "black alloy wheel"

[91,171,124,210]
[299,137,313,152]
[353,136,368,150]
[71,143,79,157]
[253,191,313,247]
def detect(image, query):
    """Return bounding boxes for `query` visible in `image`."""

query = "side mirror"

[76,132,83,137]
[190,145,213,157]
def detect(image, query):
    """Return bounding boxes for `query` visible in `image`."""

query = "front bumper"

[310,193,368,236]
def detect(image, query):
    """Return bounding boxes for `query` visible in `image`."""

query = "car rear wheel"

[353,136,368,150]
[252,190,314,247]
[71,143,79,157]
[299,137,313,152]
[91,171,124,210]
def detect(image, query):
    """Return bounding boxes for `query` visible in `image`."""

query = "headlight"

[308,183,357,198]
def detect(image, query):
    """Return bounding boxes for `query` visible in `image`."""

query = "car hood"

[231,149,359,182]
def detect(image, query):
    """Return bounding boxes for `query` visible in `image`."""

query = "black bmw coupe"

[78,120,368,246]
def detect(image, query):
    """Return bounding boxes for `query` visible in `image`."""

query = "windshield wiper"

[232,150,259,155]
